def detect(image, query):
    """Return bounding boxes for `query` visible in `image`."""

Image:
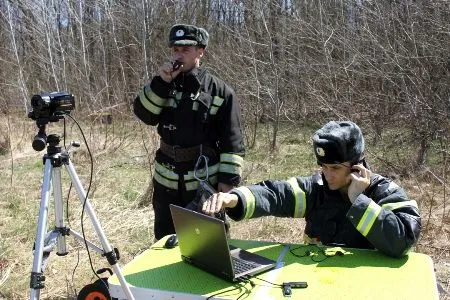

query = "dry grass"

[0,116,448,299]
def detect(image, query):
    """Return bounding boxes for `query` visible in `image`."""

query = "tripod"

[29,134,135,300]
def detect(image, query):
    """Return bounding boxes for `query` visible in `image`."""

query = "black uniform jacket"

[134,67,245,186]
[227,172,421,257]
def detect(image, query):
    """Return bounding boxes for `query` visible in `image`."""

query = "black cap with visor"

[168,24,209,48]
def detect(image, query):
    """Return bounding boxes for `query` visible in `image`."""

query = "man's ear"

[197,47,205,58]
[350,163,363,175]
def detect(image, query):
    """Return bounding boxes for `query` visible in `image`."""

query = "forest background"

[0,0,448,299]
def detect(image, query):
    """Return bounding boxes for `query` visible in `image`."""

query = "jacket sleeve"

[227,175,421,258]
[215,84,245,186]
[226,177,303,220]
[133,76,172,125]
[346,176,421,257]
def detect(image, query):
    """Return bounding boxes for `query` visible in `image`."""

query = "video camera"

[28,92,75,151]
[28,92,75,122]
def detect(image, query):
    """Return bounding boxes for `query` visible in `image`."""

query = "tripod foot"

[77,279,110,300]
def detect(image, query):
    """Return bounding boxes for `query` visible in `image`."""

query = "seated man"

[202,121,421,257]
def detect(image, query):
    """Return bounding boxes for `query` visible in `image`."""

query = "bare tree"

[0,0,447,170]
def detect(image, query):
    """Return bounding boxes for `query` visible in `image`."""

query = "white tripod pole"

[30,159,52,300]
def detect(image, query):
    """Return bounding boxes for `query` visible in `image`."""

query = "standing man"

[134,24,245,240]
[203,121,421,257]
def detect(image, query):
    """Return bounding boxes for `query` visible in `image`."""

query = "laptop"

[169,204,276,282]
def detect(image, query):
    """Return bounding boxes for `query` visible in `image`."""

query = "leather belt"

[159,140,217,162]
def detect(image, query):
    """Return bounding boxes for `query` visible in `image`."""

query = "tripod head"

[31,119,59,152]
[46,134,63,156]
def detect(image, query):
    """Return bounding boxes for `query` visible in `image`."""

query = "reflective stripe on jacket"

[154,161,219,191]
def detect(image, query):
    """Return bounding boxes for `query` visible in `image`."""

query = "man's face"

[320,162,352,190]
[171,46,204,71]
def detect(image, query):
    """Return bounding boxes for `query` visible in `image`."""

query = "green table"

[108,237,438,299]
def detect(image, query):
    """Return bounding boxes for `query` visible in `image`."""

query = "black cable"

[61,119,73,228]
[71,246,81,296]
[252,276,282,287]
[289,244,342,263]
[236,277,256,299]
[289,244,312,258]
[248,276,288,299]
[65,183,73,226]
[311,248,329,263]
[205,282,244,300]
[66,115,109,294]
[63,118,67,148]
[236,289,251,300]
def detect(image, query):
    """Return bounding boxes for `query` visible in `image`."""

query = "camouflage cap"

[312,121,365,165]
[168,24,209,48]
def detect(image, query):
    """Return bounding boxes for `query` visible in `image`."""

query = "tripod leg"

[30,159,52,300]
[65,159,135,300]
[52,166,68,256]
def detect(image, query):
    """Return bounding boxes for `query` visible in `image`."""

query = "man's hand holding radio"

[159,60,183,83]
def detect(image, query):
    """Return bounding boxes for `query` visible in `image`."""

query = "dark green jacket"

[227,172,421,257]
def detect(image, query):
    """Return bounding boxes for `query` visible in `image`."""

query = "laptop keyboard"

[232,257,258,274]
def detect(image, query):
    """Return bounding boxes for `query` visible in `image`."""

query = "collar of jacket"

[173,67,204,94]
